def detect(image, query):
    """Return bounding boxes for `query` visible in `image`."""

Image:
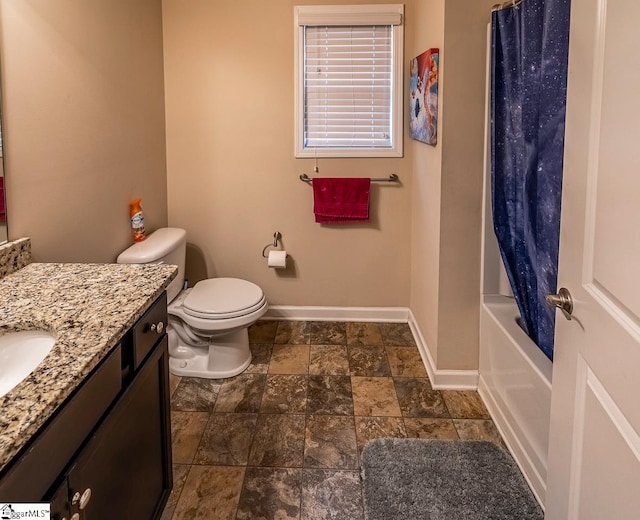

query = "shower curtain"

[490,0,571,361]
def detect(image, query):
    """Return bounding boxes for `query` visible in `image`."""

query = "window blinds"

[303,25,393,149]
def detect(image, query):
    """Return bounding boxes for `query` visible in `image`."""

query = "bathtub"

[478,294,552,507]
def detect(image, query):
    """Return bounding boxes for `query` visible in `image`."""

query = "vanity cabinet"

[53,336,170,520]
[0,293,172,520]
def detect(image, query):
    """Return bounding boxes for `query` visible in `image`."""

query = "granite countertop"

[0,262,177,473]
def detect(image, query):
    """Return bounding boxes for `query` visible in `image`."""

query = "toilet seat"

[183,278,266,319]
[168,278,268,334]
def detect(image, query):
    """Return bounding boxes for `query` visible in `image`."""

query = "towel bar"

[299,173,399,184]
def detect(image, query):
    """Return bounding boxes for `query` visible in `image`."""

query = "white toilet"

[117,227,268,378]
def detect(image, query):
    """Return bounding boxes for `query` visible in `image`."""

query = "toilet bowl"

[117,228,268,378]
[167,278,267,378]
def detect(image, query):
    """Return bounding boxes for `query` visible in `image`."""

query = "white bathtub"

[478,294,553,507]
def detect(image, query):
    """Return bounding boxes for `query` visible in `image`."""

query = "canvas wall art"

[409,48,439,145]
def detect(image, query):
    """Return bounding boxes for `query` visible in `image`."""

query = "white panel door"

[545,0,640,518]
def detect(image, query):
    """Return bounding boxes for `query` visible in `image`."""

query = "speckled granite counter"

[0,262,177,473]
[0,238,31,280]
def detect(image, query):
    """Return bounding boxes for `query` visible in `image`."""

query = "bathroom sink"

[0,330,56,397]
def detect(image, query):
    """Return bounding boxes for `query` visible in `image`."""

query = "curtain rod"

[492,0,523,11]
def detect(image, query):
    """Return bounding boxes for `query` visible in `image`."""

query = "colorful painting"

[409,48,439,145]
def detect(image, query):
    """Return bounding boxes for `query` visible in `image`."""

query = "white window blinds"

[303,25,393,149]
[294,5,403,158]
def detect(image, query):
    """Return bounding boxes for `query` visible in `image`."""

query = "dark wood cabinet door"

[68,336,171,520]
[49,477,70,520]
[0,347,122,503]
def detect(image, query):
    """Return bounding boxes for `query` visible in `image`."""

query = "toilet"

[117,227,268,378]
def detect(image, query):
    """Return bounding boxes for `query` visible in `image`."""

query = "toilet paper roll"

[268,250,287,269]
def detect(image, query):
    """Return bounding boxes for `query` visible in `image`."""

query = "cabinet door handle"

[149,321,164,334]
[79,487,92,509]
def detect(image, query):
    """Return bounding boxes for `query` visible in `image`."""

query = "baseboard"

[263,305,479,390]
[263,305,409,322]
[478,375,546,508]
[407,309,479,390]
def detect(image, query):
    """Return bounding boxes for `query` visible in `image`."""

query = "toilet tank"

[117,227,187,303]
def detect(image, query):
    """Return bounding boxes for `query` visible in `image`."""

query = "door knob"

[545,287,573,320]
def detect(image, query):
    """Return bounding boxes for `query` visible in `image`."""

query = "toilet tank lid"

[117,227,186,264]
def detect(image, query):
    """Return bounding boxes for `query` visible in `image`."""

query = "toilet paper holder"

[262,231,283,258]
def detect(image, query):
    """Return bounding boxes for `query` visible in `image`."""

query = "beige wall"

[410,0,493,370]
[162,0,413,307]
[409,0,445,362]
[0,0,167,262]
[437,0,492,369]
[0,0,493,372]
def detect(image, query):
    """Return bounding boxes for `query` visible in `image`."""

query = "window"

[294,4,404,158]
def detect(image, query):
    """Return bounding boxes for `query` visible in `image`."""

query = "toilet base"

[168,327,252,379]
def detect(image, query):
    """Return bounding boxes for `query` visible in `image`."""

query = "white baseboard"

[264,306,478,390]
[407,309,479,390]
[263,305,409,322]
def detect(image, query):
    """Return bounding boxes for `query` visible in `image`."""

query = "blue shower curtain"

[490,0,571,361]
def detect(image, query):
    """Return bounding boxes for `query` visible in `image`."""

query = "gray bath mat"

[361,439,543,520]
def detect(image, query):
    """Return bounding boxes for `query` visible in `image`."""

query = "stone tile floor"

[161,321,505,520]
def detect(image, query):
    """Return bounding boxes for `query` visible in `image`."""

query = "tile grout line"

[167,320,502,519]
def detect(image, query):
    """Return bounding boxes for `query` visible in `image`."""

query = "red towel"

[313,178,371,224]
